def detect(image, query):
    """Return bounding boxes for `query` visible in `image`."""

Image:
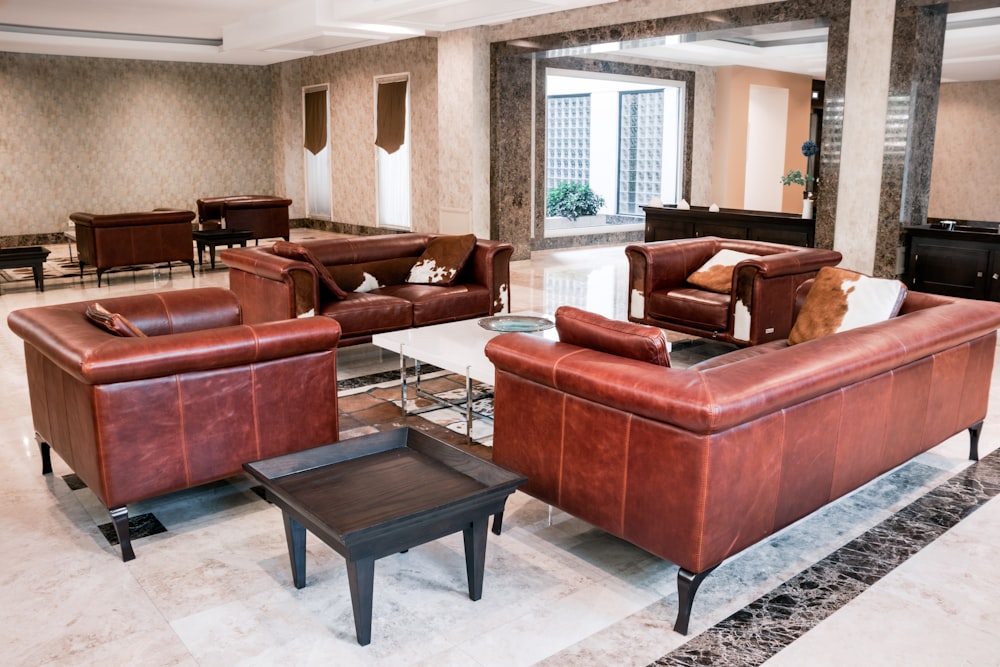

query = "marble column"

[831,0,897,274]
[437,28,493,240]
[874,3,947,277]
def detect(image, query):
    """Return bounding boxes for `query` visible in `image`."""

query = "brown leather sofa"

[485,290,1000,634]
[7,288,341,561]
[70,209,197,287]
[196,195,292,241]
[626,236,843,346]
[221,234,514,346]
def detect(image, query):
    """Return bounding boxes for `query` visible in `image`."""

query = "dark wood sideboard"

[904,220,1000,301]
[642,206,815,247]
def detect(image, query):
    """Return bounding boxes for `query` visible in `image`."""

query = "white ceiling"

[0,1,998,82]
[0,0,619,65]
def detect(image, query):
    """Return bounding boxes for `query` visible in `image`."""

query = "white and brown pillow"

[687,249,761,293]
[788,266,907,345]
[555,306,670,367]
[85,303,146,337]
[329,257,419,293]
[406,234,477,286]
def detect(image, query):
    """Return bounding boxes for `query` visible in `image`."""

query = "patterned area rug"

[338,366,496,447]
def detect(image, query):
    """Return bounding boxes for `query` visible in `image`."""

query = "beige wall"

[711,66,814,212]
[279,37,440,233]
[929,80,1000,221]
[0,52,274,238]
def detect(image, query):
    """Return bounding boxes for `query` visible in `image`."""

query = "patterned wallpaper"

[0,53,274,240]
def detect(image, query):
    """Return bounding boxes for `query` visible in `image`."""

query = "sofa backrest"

[299,234,431,265]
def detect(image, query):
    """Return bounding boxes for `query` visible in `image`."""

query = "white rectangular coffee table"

[371,314,556,438]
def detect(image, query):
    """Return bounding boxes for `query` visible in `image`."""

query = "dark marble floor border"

[651,446,1000,666]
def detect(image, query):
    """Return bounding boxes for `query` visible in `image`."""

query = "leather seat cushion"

[319,293,412,337]
[648,288,730,330]
[376,283,491,325]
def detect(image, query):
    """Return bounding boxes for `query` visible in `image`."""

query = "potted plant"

[781,140,819,218]
[546,182,605,221]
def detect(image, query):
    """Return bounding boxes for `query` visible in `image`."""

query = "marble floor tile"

[1,230,999,666]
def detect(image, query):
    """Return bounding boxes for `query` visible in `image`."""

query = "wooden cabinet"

[642,206,814,247]
[904,226,1000,301]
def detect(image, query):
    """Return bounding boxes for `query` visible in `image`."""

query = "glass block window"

[546,94,591,192]
[618,90,663,215]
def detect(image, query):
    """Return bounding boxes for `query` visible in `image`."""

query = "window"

[545,70,685,231]
[546,94,591,191]
[375,75,410,229]
[303,86,332,219]
[618,90,664,215]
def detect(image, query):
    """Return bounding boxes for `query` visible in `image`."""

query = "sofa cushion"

[329,257,419,293]
[555,306,670,367]
[272,241,349,299]
[649,288,730,331]
[318,293,413,339]
[378,283,491,325]
[687,249,761,293]
[85,302,147,337]
[788,266,907,345]
[406,234,477,286]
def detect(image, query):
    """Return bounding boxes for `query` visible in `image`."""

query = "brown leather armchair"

[626,237,843,346]
[196,195,292,241]
[70,209,197,287]
[7,288,341,561]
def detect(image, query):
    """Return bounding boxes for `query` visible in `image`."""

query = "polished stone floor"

[1,229,998,666]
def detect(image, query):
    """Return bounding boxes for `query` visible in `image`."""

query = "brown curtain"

[304,90,327,155]
[375,80,407,155]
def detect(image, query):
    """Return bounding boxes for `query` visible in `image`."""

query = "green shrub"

[546,182,605,221]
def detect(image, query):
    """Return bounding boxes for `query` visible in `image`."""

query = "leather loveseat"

[626,236,843,346]
[7,288,342,561]
[70,209,197,287]
[221,233,514,346]
[196,195,292,241]
[485,289,1000,634]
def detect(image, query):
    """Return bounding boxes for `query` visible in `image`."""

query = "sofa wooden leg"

[968,420,984,461]
[110,506,136,562]
[36,435,52,475]
[674,565,717,635]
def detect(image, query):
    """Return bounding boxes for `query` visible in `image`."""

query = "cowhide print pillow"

[788,266,907,345]
[328,257,419,293]
[687,249,761,293]
[85,302,147,337]
[406,234,477,286]
[555,305,671,367]
[272,241,348,300]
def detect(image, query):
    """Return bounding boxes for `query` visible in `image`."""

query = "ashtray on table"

[478,315,554,332]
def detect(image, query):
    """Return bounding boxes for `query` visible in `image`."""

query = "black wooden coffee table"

[0,246,51,292]
[243,427,525,646]
[192,228,254,269]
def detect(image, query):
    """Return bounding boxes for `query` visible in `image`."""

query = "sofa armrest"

[465,239,514,314]
[221,247,320,319]
[733,248,842,280]
[729,249,843,343]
